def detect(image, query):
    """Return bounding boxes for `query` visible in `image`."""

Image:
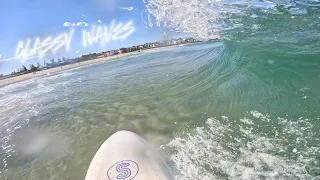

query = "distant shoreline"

[0,48,160,88]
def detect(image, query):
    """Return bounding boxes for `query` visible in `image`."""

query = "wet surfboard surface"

[85,131,174,180]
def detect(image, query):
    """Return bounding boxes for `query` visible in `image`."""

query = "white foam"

[42,72,74,80]
[144,0,314,39]
[165,112,319,179]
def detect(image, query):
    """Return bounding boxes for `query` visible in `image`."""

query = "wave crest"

[144,0,320,40]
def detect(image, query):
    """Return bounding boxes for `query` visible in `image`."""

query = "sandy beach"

[0,48,159,87]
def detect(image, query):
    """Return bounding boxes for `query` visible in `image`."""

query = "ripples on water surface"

[1,0,320,178]
[0,41,319,179]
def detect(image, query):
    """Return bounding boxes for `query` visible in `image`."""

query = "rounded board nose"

[85,131,174,180]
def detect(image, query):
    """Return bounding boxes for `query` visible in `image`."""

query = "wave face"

[160,41,320,179]
[1,41,319,179]
[144,1,320,179]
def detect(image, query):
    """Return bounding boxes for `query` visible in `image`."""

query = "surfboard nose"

[85,131,174,180]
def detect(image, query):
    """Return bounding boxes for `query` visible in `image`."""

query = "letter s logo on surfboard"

[107,160,139,180]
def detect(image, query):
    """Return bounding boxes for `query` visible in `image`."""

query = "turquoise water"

[0,41,320,179]
[1,0,320,179]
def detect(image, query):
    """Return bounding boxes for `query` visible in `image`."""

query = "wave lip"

[144,0,320,40]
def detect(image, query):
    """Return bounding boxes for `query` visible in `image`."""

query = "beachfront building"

[102,51,111,57]
[46,60,59,69]
[143,43,156,49]
[120,48,129,53]
[129,46,138,52]
[96,52,105,58]
[110,50,119,55]
[81,53,98,61]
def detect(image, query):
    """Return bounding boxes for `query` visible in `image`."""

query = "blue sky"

[0,0,188,75]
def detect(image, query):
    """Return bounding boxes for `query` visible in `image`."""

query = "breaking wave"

[144,0,320,40]
[164,111,320,179]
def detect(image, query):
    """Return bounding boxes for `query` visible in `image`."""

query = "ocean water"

[1,0,320,179]
[1,41,319,179]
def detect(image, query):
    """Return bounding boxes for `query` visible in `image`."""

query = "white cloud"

[76,22,83,26]
[120,7,134,11]
[98,20,103,23]
[81,14,86,17]
[76,50,80,53]
[0,57,15,62]
[63,22,71,27]
[63,21,89,27]
[0,54,2,59]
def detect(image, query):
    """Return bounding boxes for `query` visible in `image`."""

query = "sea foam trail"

[164,111,320,179]
[144,0,320,40]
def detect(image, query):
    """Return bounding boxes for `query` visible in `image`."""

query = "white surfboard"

[85,131,175,180]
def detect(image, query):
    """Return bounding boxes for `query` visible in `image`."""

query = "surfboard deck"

[85,131,174,180]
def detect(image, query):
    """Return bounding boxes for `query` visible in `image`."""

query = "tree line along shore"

[0,37,210,81]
